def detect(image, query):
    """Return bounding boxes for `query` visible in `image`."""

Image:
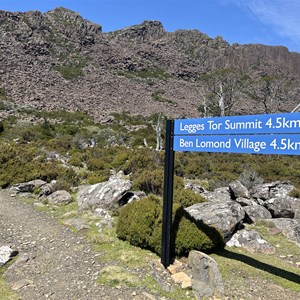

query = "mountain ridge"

[0,7,299,122]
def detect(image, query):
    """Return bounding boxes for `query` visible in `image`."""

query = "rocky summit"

[1,7,300,122]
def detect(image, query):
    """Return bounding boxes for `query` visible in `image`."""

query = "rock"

[226,230,275,254]
[47,190,72,205]
[251,181,294,201]
[39,180,57,196]
[167,259,184,275]
[264,196,300,218]
[10,179,47,193]
[267,219,300,246]
[77,177,132,211]
[116,20,165,42]
[119,190,146,206]
[234,197,257,207]
[0,246,18,266]
[201,187,232,202]
[63,218,90,231]
[184,182,205,194]
[185,200,245,238]
[244,205,272,223]
[250,183,272,200]
[94,208,114,231]
[229,180,250,199]
[171,272,192,289]
[148,260,175,292]
[269,182,294,198]
[188,250,224,299]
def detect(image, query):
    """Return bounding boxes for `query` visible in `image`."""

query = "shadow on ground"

[216,249,300,285]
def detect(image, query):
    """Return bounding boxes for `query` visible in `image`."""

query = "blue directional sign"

[174,113,300,135]
[173,134,300,155]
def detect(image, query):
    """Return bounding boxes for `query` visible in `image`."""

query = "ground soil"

[0,190,161,300]
[1,189,299,300]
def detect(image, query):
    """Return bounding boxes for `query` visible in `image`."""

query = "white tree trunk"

[218,83,225,116]
[155,113,163,151]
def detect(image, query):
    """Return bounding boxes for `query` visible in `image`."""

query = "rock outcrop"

[185,180,300,250]
[0,245,18,266]
[185,200,245,238]
[77,176,133,211]
[1,7,300,123]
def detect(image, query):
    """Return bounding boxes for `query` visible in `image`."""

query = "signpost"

[161,112,300,268]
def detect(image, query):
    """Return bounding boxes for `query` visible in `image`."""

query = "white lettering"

[180,122,205,133]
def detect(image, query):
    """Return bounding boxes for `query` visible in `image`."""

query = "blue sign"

[174,113,300,135]
[173,134,300,155]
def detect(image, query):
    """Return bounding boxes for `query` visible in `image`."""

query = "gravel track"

[0,190,156,300]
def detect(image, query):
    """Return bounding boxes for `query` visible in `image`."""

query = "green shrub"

[53,65,84,80]
[56,167,79,191]
[116,195,224,257]
[151,91,174,104]
[87,158,106,171]
[68,154,83,167]
[170,206,223,255]
[87,171,110,184]
[0,143,65,188]
[173,189,206,207]
[123,149,159,174]
[133,169,184,196]
[117,195,161,249]
[0,87,6,99]
[289,188,300,198]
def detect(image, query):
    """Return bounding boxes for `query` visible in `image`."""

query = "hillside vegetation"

[1,108,299,191]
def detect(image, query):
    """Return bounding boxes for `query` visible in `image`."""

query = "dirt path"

[0,190,154,300]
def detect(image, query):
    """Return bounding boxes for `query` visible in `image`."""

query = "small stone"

[171,271,192,289]
[167,259,183,274]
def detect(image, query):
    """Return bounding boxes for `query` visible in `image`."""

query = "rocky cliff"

[1,7,299,122]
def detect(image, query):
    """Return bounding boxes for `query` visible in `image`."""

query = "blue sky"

[1,0,300,53]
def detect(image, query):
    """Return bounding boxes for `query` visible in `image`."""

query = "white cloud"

[221,0,300,50]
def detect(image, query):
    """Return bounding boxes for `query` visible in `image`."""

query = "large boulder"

[251,181,294,201]
[47,190,72,205]
[201,187,232,202]
[226,230,275,254]
[39,180,57,196]
[264,196,300,218]
[0,246,18,266]
[77,177,132,211]
[234,197,257,207]
[243,205,272,223]
[267,218,300,247]
[229,180,250,199]
[185,200,245,238]
[10,179,47,193]
[184,181,205,194]
[188,250,224,299]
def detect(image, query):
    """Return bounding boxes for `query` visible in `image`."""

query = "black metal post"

[161,119,175,268]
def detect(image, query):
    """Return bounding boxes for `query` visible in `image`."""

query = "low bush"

[173,189,206,207]
[116,195,224,257]
[133,168,184,196]
[0,87,6,99]
[53,65,84,80]
[289,188,300,198]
